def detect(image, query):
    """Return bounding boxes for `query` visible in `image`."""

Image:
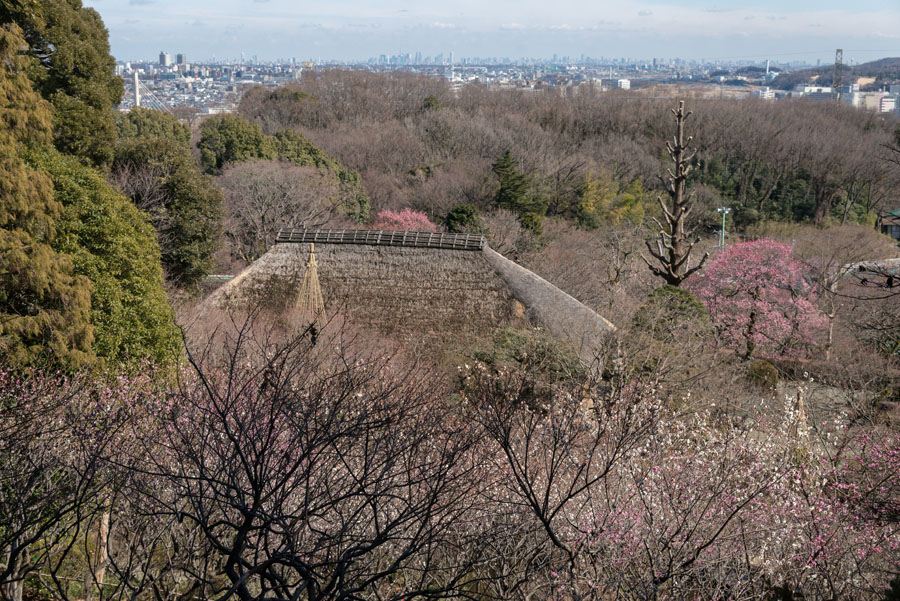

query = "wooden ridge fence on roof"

[276,229,486,251]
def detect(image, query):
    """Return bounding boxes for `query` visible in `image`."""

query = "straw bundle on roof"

[295,244,325,320]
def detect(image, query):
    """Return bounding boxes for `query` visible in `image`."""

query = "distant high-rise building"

[755,87,775,101]
[159,51,172,67]
[176,53,186,65]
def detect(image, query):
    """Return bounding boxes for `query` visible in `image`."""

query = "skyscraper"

[159,51,172,67]
[176,53,186,65]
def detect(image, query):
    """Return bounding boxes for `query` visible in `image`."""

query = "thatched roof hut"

[206,229,617,362]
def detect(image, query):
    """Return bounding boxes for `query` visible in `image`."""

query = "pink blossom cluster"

[460,362,900,600]
[4,353,899,601]
[687,239,828,357]
[372,208,438,232]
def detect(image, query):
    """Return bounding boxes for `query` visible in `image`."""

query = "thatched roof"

[206,229,617,362]
[482,247,617,359]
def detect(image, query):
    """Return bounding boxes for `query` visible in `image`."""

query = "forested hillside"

[240,71,899,236]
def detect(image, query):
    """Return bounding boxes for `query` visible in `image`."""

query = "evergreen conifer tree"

[492,150,531,213]
[492,150,547,234]
[0,24,94,368]
[1,0,124,166]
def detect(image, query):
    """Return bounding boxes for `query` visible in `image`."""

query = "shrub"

[445,204,483,233]
[464,327,585,409]
[632,284,709,343]
[747,359,779,389]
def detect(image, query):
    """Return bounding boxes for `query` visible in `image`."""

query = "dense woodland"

[2,2,900,601]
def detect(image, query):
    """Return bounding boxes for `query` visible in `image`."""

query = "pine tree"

[492,150,547,234]
[0,24,94,368]
[492,150,531,213]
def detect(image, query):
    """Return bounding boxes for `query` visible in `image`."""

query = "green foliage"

[877,335,900,358]
[577,171,645,229]
[472,327,585,384]
[696,153,880,228]
[408,163,443,178]
[116,107,191,148]
[518,212,544,237]
[445,204,483,233]
[31,148,181,365]
[463,327,584,411]
[198,114,370,221]
[197,114,276,172]
[238,84,312,128]
[632,284,710,343]
[113,135,223,287]
[272,129,339,168]
[0,15,177,368]
[50,91,118,167]
[423,95,442,111]
[273,130,369,220]
[747,359,779,389]
[492,150,546,216]
[246,85,310,107]
[3,0,124,166]
[491,150,549,237]
[0,24,94,369]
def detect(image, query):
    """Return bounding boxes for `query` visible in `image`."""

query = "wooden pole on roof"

[296,243,325,320]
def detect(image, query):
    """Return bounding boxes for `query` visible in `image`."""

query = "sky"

[83,0,900,64]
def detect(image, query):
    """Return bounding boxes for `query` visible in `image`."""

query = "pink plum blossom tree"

[687,239,827,358]
[463,359,900,600]
[372,208,438,231]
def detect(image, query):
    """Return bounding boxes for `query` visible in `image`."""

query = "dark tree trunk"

[643,100,709,286]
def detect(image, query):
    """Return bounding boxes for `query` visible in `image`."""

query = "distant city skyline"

[84,0,900,64]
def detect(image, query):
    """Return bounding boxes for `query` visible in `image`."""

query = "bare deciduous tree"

[119,319,486,601]
[219,160,347,264]
[0,373,125,601]
[643,101,708,286]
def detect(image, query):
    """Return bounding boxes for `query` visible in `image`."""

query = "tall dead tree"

[643,101,708,286]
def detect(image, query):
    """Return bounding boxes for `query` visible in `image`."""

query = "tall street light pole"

[718,207,731,248]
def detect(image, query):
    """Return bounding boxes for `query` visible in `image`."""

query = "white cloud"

[85,0,900,62]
